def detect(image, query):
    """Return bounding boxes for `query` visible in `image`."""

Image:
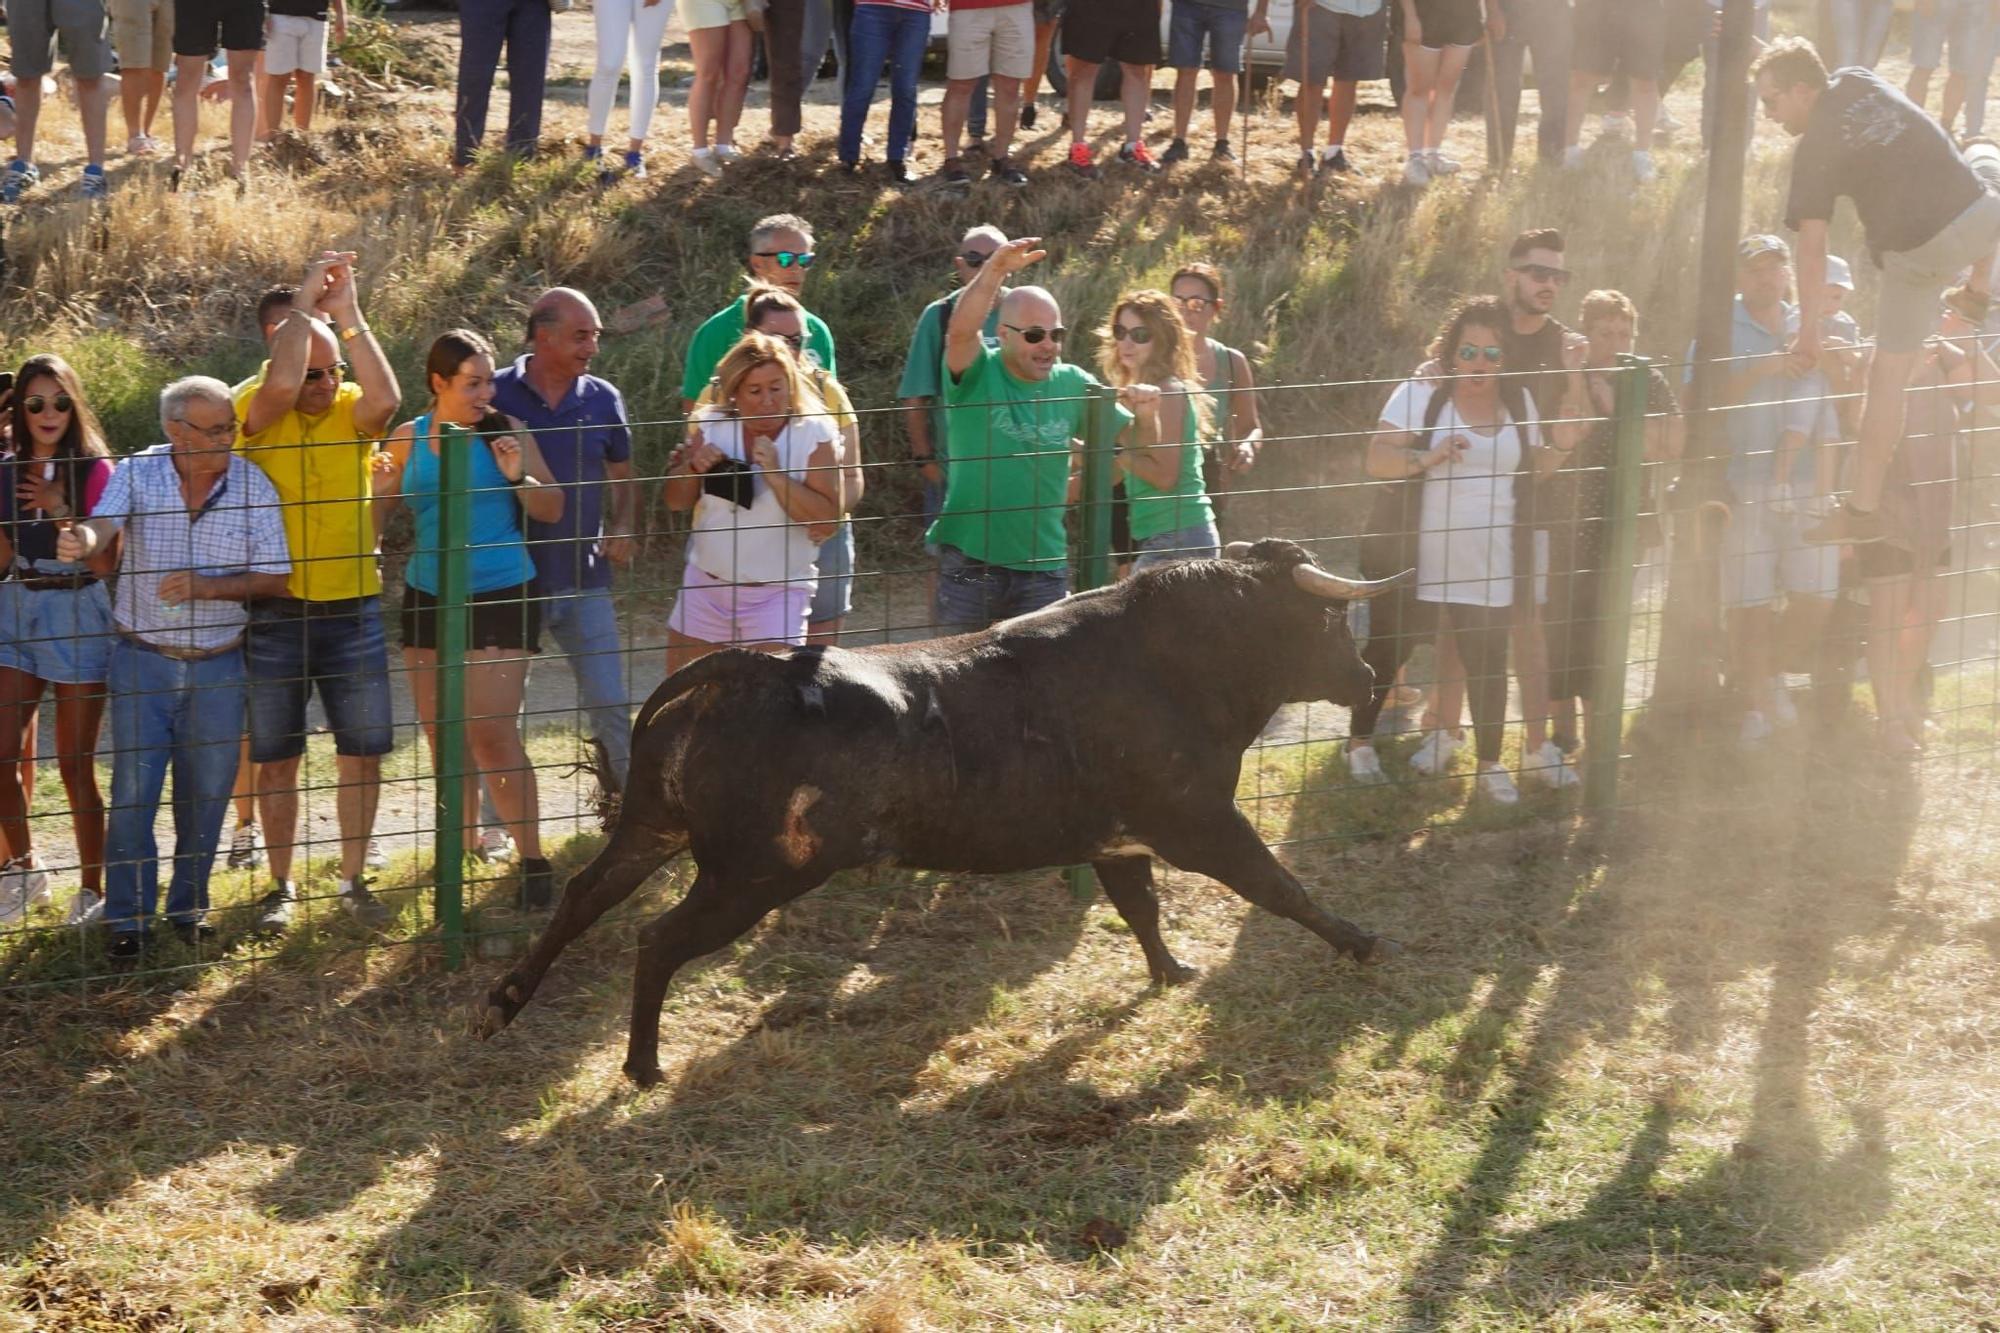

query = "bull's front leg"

[1092,856,1200,986]
[1153,808,1402,964]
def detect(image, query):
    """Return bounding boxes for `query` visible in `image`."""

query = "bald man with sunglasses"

[927,237,1156,633]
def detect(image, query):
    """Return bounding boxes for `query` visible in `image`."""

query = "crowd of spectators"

[5,0,1997,200]
[0,32,1997,973]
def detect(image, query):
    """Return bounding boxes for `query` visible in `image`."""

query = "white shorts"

[1721,485,1839,609]
[947,3,1036,81]
[264,12,327,76]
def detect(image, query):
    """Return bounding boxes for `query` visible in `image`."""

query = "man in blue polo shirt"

[488,286,638,837]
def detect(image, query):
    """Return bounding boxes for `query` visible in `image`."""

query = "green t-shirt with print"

[927,345,1132,571]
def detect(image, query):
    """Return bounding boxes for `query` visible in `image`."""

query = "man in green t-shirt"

[899,223,1007,559]
[928,235,1157,633]
[680,212,837,410]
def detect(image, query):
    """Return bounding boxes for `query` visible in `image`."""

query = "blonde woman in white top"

[662,332,840,675]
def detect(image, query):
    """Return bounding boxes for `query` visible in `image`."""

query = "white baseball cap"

[1826,255,1855,291]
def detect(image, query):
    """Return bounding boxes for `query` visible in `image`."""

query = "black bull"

[482,539,1411,1086]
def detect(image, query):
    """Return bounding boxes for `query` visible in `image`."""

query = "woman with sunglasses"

[1098,290,1220,569]
[0,355,119,927]
[1169,263,1262,517]
[1347,296,1578,804]
[663,332,842,675]
[373,329,564,911]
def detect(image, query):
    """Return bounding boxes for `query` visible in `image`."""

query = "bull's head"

[1223,539,1410,709]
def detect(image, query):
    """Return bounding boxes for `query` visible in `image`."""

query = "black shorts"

[1856,542,1950,581]
[1572,0,1666,77]
[173,0,266,55]
[399,582,542,653]
[1410,0,1483,49]
[1063,0,1162,66]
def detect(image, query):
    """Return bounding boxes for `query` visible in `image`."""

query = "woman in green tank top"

[1097,289,1221,570]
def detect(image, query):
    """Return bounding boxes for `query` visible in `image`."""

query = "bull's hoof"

[479,1003,511,1040]
[1152,960,1201,987]
[1360,935,1405,965]
[480,980,528,1038]
[623,1059,663,1088]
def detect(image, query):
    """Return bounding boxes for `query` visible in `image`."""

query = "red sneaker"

[1118,141,1162,174]
[1066,141,1099,179]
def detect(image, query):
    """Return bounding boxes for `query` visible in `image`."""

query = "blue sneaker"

[79,164,108,199]
[622,149,646,180]
[1,159,39,204]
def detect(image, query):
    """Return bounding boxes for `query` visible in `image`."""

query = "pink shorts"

[667,564,813,646]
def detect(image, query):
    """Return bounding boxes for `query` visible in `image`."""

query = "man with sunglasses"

[681,213,837,412]
[929,236,1153,632]
[232,249,402,933]
[899,226,1007,571]
[1754,37,2000,546]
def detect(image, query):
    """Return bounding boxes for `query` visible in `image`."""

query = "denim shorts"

[809,522,855,625]
[0,577,114,684]
[934,545,1068,633]
[247,596,396,762]
[1132,521,1222,570]
[1168,0,1249,73]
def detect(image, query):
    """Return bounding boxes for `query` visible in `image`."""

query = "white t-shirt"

[1378,378,1540,608]
[686,407,838,585]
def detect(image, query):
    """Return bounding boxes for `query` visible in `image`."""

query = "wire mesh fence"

[1,332,1995,992]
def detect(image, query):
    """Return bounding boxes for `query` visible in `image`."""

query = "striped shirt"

[92,444,292,651]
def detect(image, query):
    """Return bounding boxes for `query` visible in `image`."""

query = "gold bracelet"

[339,323,369,343]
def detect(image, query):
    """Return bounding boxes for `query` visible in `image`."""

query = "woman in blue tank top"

[373,329,565,909]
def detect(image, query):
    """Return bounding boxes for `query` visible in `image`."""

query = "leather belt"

[117,630,244,663]
[11,574,99,591]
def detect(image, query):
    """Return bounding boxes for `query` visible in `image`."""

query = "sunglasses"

[1003,324,1066,345]
[23,393,75,415]
[303,365,346,384]
[1111,324,1155,345]
[960,250,993,268]
[1513,263,1571,285]
[755,250,816,269]
[1456,344,1505,365]
[1172,293,1216,313]
[762,330,804,351]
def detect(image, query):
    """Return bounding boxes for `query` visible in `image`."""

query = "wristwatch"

[339,322,370,343]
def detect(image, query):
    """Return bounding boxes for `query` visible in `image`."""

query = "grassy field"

[7,7,2000,1330]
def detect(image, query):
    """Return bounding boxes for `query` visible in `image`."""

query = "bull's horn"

[1224,541,1257,562]
[1292,564,1413,600]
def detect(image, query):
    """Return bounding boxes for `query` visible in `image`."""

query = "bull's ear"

[1223,541,1257,563]
[1292,565,1413,601]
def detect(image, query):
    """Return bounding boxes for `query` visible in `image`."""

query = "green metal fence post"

[1067,383,1121,902]
[1583,355,1652,815]
[433,424,472,968]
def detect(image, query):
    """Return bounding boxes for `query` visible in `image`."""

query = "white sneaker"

[1427,149,1462,176]
[227,820,263,870]
[66,888,104,927]
[1655,106,1683,136]
[0,856,51,925]
[691,147,723,178]
[1476,765,1520,805]
[1631,150,1658,183]
[1739,710,1774,750]
[475,826,516,864]
[1597,113,1634,143]
[1409,730,1465,777]
[1770,686,1800,729]
[366,837,388,870]
[1402,154,1432,186]
[1348,744,1387,784]
[1563,144,1586,169]
[713,142,741,163]
[1522,739,1583,789]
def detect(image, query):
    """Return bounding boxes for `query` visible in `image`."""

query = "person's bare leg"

[1211,68,1236,141]
[140,68,164,137]
[335,753,381,882]
[1327,79,1358,148]
[52,685,106,893]
[665,628,724,677]
[1631,77,1659,146]
[1119,62,1151,145]
[1906,65,1934,110]
[1424,45,1471,151]
[715,20,753,146]
[1066,56,1096,145]
[73,75,109,165]
[466,655,540,859]
[1172,67,1198,141]
[1564,69,1595,149]
[173,54,207,167]
[258,73,286,139]
[225,48,259,177]
[805,619,844,646]
[1850,347,1921,512]
[1941,71,1966,130]
[1297,76,1324,156]
[232,735,257,831]
[292,71,317,132]
[12,73,43,163]
[1026,19,1057,109]
[687,25,723,147]
[1402,44,1438,153]
[942,78,973,158]
[256,755,305,884]
[991,74,1021,159]
[121,68,152,144]
[1512,605,1549,752]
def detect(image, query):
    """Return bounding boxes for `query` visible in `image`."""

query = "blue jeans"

[103,640,247,935]
[480,585,631,828]
[839,2,929,165]
[455,0,552,166]
[1132,520,1222,570]
[934,545,1068,633]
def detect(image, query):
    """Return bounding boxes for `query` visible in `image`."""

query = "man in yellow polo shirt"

[234,250,402,934]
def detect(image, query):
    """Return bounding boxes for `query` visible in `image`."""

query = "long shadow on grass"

[1393,742,1920,1327]
[335,865,1102,1319]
